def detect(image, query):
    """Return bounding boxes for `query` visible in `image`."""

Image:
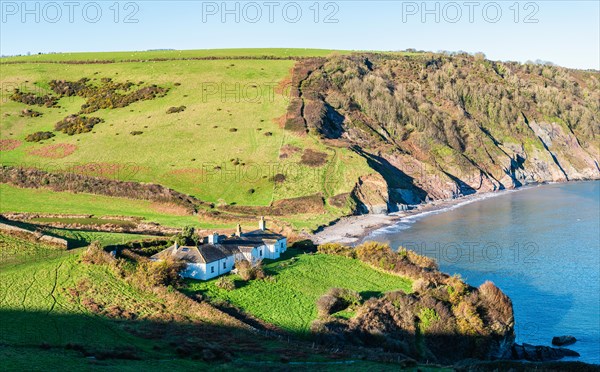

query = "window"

[211,266,215,273]
[223,262,226,269]
[260,249,263,257]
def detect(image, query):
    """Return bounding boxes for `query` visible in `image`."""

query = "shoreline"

[310,185,539,245]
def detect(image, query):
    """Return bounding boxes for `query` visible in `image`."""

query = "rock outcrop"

[512,343,580,361]
[552,335,577,346]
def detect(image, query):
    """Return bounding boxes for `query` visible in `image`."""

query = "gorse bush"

[25,131,55,142]
[166,106,186,114]
[82,241,113,265]
[316,287,361,316]
[317,242,355,258]
[21,108,43,117]
[215,276,235,291]
[417,307,440,332]
[49,78,169,114]
[134,257,185,288]
[55,115,104,135]
[10,89,58,107]
[235,259,265,281]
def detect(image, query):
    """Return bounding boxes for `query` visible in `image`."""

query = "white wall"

[179,238,288,280]
[182,259,233,281]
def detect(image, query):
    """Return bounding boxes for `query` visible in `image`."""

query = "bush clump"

[215,276,236,291]
[300,149,328,167]
[270,173,286,184]
[235,259,265,281]
[55,115,104,135]
[130,131,143,136]
[25,131,55,142]
[134,257,185,288]
[10,89,58,107]
[49,78,169,114]
[317,243,355,258]
[21,109,43,117]
[316,287,361,316]
[82,241,113,265]
[166,106,186,114]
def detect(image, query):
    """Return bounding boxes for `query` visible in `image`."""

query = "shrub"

[82,241,113,265]
[49,78,168,114]
[130,131,143,136]
[300,149,328,167]
[317,243,355,258]
[355,241,396,268]
[55,115,104,135]
[215,276,235,291]
[316,295,339,316]
[270,173,286,183]
[235,259,264,281]
[477,281,514,331]
[418,307,440,332]
[173,225,199,246]
[316,287,361,316]
[445,275,468,304]
[135,257,185,287]
[10,89,57,107]
[25,131,55,142]
[453,300,484,336]
[403,248,438,270]
[411,278,429,293]
[166,106,186,114]
[291,239,317,253]
[21,109,43,117]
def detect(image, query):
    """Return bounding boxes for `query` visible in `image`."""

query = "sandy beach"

[310,187,528,245]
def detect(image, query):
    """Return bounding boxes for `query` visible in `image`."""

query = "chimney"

[172,241,179,255]
[259,216,266,231]
[208,232,219,244]
[236,223,242,237]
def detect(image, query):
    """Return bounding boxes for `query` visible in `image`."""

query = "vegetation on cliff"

[286,52,599,211]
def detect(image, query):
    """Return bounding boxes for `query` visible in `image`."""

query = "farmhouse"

[151,217,287,280]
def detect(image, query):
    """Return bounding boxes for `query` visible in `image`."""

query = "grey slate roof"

[242,229,285,242]
[151,229,285,265]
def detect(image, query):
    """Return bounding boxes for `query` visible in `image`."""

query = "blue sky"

[1,1,598,69]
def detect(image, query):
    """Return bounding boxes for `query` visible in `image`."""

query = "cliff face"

[287,53,600,213]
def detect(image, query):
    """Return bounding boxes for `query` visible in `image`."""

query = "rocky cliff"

[286,53,600,213]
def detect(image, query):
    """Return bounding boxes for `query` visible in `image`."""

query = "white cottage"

[151,217,287,281]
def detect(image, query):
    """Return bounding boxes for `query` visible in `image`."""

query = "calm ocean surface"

[365,181,600,364]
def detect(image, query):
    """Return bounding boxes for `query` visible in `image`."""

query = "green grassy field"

[185,249,412,333]
[0,48,347,63]
[0,230,429,370]
[1,49,371,231]
[0,184,199,226]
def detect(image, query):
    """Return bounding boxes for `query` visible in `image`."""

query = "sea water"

[365,181,600,363]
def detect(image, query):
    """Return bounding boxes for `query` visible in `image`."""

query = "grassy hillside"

[1,49,371,231]
[0,48,347,63]
[0,184,199,227]
[186,248,412,333]
[2,49,597,233]
[0,231,428,370]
